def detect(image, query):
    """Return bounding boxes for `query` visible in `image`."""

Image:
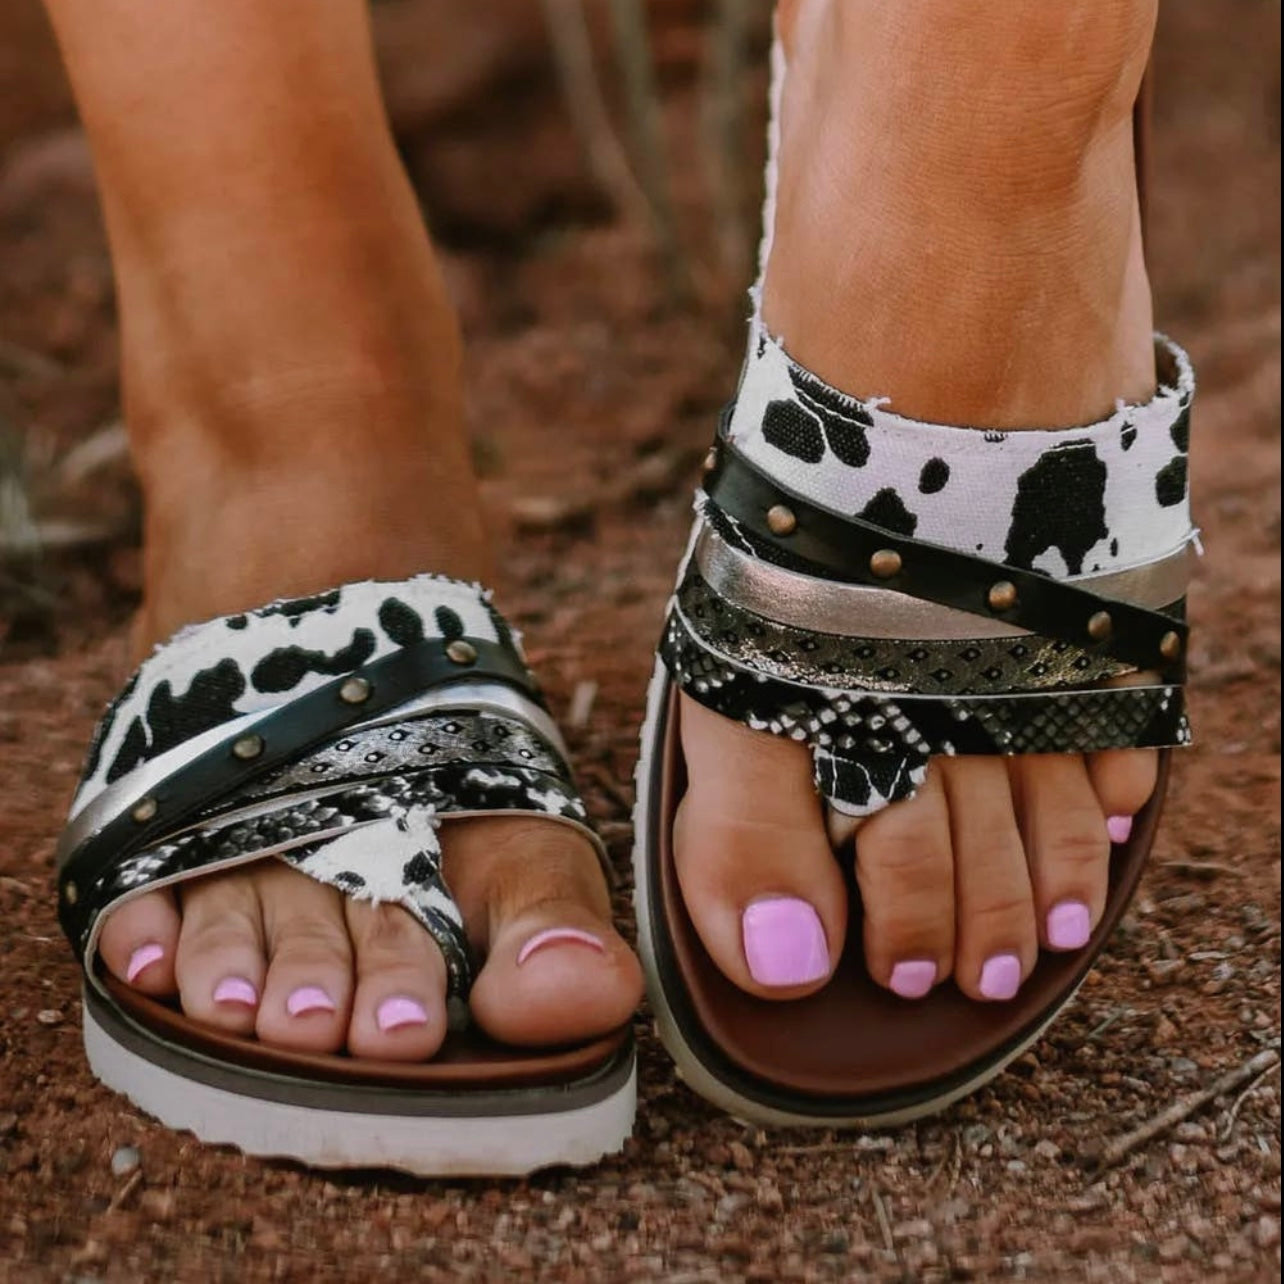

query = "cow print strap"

[58,574,602,1000]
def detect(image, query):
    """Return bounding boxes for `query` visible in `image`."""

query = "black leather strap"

[702,435,1188,677]
[57,635,538,948]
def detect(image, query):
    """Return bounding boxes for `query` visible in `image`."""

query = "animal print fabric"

[71,575,522,817]
[727,324,1197,581]
[67,575,590,998]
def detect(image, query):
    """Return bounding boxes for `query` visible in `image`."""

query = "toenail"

[125,942,165,984]
[888,959,937,1000]
[741,897,830,988]
[376,995,430,1032]
[978,954,1023,1002]
[1046,900,1093,951]
[517,927,606,967]
[1106,814,1134,844]
[212,976,258,1007]
[286,986,336,1017]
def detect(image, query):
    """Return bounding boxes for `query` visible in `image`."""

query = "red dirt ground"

[0,3,1279,1281]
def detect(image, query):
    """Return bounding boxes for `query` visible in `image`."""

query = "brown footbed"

[102,970,630,1091]
[649,683,1169,1110]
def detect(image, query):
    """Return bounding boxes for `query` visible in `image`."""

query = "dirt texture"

[0,3,1279,1281]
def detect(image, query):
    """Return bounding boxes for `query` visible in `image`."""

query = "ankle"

[764,0,1158,427]
[131,377,493,655]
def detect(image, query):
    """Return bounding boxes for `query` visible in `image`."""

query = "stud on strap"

[702,436,1188,677]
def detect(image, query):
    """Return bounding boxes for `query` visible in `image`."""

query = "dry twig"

[539,0,651,232]
[700,0,753,286]
[1220,1057,1282,1141]
[607,0,691,302]
[1092,1047,1280,1169]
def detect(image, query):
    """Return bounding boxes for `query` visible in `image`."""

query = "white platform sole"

[85,996,636,1177]
[631,655,1079,1129]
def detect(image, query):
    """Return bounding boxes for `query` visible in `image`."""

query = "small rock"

[1255,1216,1281,1249]
[0,1113,17,1138]
[728,1140,754,1171]
[1157,1235,1190,1263]
[714,1193,750,1221]
[139,1189,176,1222]
[755,1180,783,1212]
[1033,1139,1061,1162]
[1145,959,1185,985]
[110,1146,141,1177]
[36,1009,64,1026]
[893,1219,934,1241]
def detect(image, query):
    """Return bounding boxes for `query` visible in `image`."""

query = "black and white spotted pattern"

[72,575,518,815]
[66,575,596,998]
[727,324,1197,580]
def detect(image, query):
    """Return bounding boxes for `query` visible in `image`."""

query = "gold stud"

[130,797,158,824]
[232,733,265,761]
[869,549,903,580]
[987,581,1018,612]
[766,505,797,536]
[1159,631,1183,662]
[63,881,78,906]
[338,676,372,705]
[446,640,478,665]
[1087,611,1114,642]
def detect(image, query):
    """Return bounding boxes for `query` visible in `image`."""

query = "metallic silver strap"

[694,524,1193,643]
[57,680,561,869]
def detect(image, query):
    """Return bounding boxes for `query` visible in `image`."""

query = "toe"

[98,889,181,997]
[343,899,449,1061]
[1086,673,1161,842]
[1086,749,1157,843]
[674,695,846,999]
[1010,754,1111,954]
[853,763,954,998]
[455,817,641,1047]
[941,757,1038,1001]
[174,871,267,1036]
[253,863,354,1053]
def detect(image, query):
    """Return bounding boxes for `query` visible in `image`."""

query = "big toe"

[674,694,846,999]
[454,818,642,1047]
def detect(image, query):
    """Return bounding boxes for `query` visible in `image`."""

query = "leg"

[46,0,640,1055]
[678,0,1160,1001]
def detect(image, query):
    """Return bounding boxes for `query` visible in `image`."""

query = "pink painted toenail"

[212,976,258,1007]
[742,898,830,988]
[979,954,1023,1002]
[1047,900,1092,951]
[286,986,336,1017]
[125,942,164,984]
[1106,814,1134,844]
[889,959,937,1000]
[516,928,606,967]
[376,995,429,1033]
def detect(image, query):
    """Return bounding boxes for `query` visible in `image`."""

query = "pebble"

[110,1146,141,1177]
[36,1009,64,1026]
[1145,959,1186,985]
[1255,1215,1281,1249]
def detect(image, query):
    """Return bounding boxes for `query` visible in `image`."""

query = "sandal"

[57,574,635,1174]
[633,66,1196,1127]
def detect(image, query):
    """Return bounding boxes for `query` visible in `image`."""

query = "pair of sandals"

[55,90,1197,1177]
